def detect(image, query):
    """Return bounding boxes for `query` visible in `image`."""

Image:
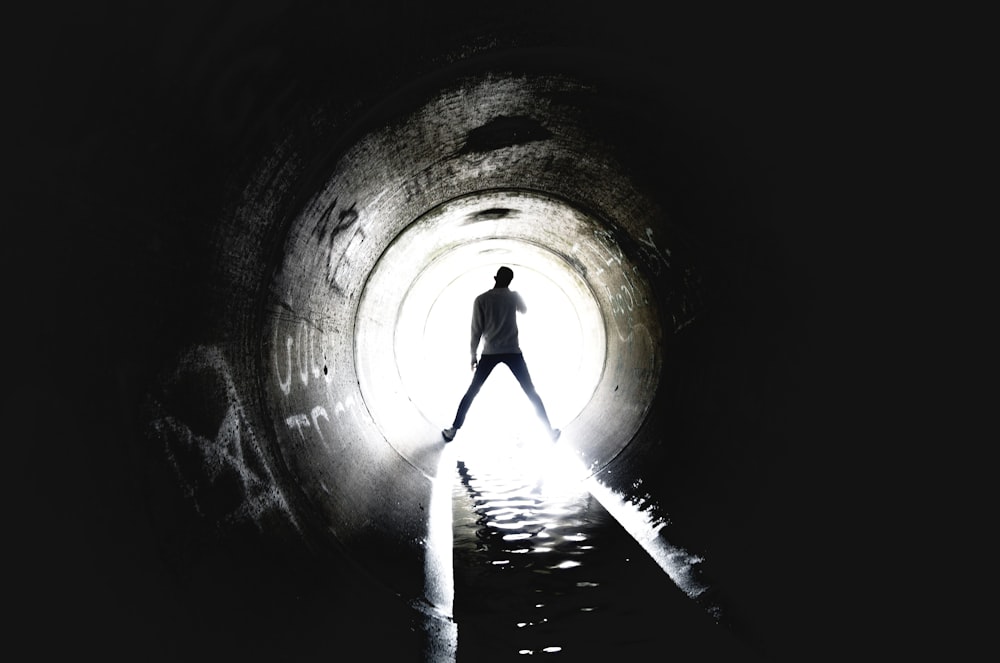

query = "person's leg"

[503,353,555,431]
[451,355,501,429]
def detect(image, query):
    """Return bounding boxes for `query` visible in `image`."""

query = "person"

[442,266,560,443]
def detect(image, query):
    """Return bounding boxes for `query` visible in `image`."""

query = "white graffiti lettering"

[285,413,311,440]
[275,333,293,395]
[274,322,331,396]
[310,406,330,441]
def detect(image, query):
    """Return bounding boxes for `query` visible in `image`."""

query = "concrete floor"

[9,2,972,662]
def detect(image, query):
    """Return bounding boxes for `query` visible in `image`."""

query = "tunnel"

[140,49,757,659]
[12,3,901,662]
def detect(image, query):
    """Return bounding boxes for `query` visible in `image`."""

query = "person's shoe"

[550,428,561,442]
[442,427,457,442]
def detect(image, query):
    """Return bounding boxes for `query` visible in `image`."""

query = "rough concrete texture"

[12,2,963,662]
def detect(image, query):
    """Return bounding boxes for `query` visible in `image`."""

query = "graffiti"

[328,201,361,250]
[284,406,331,443]
[574,224,701,337]
[590,228,625,275]
[278,401,354,458]
[285,413,310,440]
[575,230,650,342]
[272,318,355,451]
[311,405,330,440]
[602,282,631,318]
[311,196,359,244]
[324,223,367,294]
[637,227,672,274]
[326,199,364,292]
[274,321,330,396]
[297,320,324,386]
[303,194,362,294]
[148,345,299,533]
[275,334,293,395]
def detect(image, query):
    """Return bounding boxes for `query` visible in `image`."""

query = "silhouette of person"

[442,266,560,443]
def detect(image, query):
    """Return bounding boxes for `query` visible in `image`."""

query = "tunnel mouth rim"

[354,187,661,475]
[355,187,609,430]
[396,238,606,436]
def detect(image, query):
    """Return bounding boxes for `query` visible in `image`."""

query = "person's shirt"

[470,286,526,357]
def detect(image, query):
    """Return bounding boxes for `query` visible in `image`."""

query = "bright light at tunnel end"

[356,189,610,455]
[402,253,604,438]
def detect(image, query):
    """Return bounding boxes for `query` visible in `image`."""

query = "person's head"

[494,266,514,288]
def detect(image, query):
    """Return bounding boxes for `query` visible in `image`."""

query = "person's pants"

[451,353,553,430]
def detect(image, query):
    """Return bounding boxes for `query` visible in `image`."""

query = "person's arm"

[515,292,526,314]
[469,298,483,369]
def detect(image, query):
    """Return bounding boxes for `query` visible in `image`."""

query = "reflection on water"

[450,438,691,661]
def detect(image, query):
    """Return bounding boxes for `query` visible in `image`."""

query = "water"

[448,438,725,661]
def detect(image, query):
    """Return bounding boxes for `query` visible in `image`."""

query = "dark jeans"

[452,353,553,430]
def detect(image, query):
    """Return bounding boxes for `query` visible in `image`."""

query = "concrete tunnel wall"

[231,59,705,618]
[134,44,764,654]
[129,28,796,660]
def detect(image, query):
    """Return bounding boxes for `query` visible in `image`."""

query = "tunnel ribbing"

[260,69,695,600]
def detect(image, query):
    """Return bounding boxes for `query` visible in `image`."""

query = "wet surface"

[449,440,760,661]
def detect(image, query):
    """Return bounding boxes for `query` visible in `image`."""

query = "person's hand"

[471,357,478,371]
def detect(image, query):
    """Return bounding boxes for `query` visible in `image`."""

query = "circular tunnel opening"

[356,188,657,468]
[255,62,697,609]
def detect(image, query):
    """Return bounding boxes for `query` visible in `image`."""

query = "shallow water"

[449,439,710,661]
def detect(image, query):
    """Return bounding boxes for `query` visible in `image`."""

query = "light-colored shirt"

[470,287,526,358]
